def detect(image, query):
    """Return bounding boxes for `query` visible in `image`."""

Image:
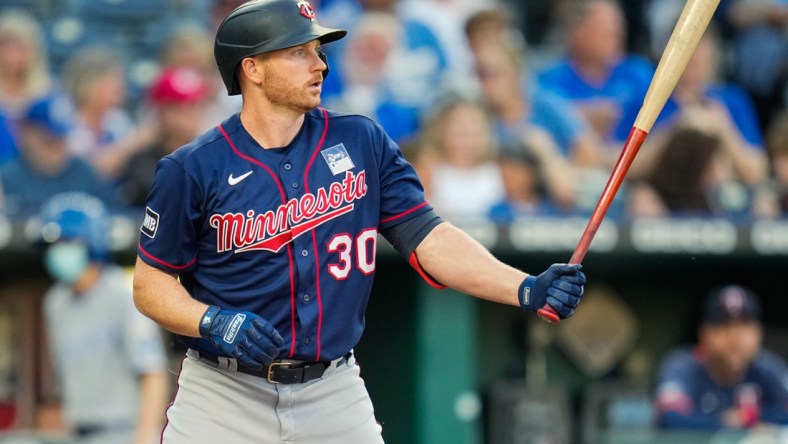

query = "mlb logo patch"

[141,207,159,239]
[321,143,355,175]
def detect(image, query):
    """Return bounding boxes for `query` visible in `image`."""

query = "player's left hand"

[519,264,585,319]
[200,306,284,370]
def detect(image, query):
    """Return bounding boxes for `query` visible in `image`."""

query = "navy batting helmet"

[214,0,347,95]
[39,192,110,260]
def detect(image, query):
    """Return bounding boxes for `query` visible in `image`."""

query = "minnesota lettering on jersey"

[210,170,367,254]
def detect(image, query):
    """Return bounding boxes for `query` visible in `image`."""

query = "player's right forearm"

[133,256,208,338]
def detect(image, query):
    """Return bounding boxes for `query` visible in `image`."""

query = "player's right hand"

[519,264,585,319]
[200,306,284,370]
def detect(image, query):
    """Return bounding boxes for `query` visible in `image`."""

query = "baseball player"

[39,192,169,444]
[655,285,788,430]
[132,1,586,442]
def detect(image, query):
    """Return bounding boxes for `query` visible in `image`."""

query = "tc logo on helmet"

[297,0,316,21]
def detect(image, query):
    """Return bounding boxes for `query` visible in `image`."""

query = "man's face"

[700,320,762,379]
[256,40,327,114]
[572,2,624,65]
[19,124,70,175]
[474,47,519,108]
[159,101,206,148]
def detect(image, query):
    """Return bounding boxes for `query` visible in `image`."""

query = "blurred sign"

[630,219,737,254]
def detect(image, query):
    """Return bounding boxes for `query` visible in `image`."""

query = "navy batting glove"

[519,264,586,319]
[199,306,284,370]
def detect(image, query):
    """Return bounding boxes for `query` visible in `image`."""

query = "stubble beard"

[263,67,322,114]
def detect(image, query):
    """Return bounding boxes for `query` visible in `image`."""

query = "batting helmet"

[39,192,110,260]
[214,0,347,95]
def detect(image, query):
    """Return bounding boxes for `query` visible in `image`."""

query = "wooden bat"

[537,0,721,324]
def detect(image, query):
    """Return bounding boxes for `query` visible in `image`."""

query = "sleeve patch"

[141,207,160,239]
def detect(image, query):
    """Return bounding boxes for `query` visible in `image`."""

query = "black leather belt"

[196,350,351,384]
[74,422,133,437]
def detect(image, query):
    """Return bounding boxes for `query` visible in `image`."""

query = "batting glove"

[199,305,284,369]
[519,264,586,319]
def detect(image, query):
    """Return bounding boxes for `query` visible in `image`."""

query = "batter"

[132,1,587,442]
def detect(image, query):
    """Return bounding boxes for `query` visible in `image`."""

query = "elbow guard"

[381,208,446,289]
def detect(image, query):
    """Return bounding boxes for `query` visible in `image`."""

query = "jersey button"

[304,337,310,345]
[303,294,311,302]
[283,163,292,171]
[301,249,309,257]
[291,182,300,189]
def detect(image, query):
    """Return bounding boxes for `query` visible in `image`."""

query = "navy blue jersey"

[138,108,433,361]
[656,346,788,429]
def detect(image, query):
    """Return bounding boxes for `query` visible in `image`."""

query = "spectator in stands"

[627,29,768,187]
[118,67,208,208]
[319,0,448,136]
[537,0,654,155]
[62,46,153,180]
[411,98,504,219]
[755,111,788,216]
[473,38,600,169]
[463,7,526,58]
[0,110,17,165]
[398,0,495,78]
[0,95,114,216]
[627,127,740,217]
[488,142,558,224]
[38,192,169,444]
[727,0,787,131]
[0,9,52,120]
[159,23,240,131]
[321,12,421,143]
[655,285,788,430]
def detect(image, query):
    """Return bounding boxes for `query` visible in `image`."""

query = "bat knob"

[537,304,561,324]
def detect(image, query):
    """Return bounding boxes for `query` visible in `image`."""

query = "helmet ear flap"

[318,50,330,79]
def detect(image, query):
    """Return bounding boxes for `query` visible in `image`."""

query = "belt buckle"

[267,362,293,383]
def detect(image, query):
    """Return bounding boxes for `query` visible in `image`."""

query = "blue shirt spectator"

[318,2,448,141]
[726,0,788,129]
[0,95,114,216]
[538,56,654,144]
[0,110,17,165]
[625,29,768,188]
[516,89,590,159]
[472,39,600,168]
[321,10,444,143]
[657,84,764,147]
[536,1,655,146]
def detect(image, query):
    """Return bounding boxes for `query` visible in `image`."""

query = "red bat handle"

[536,128,649,324]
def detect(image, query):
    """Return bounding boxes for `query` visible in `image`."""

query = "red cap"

[148,67,208,105]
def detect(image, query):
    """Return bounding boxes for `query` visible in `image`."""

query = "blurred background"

[0,0,785,443]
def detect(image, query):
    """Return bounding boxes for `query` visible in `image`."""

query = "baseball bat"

[537,0,721,324]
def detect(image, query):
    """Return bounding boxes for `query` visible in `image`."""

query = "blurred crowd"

[0,1,785,441]
[0,0,785,225]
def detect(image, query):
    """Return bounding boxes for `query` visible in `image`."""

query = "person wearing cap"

[0,94,115,216]
[38,191,169,444]
[655,285,788,431]
[118,67,208,208]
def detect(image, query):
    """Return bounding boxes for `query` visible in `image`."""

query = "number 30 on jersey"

[327,228,377,280]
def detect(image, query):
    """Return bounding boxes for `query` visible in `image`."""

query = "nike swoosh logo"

[228,171,253,186]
